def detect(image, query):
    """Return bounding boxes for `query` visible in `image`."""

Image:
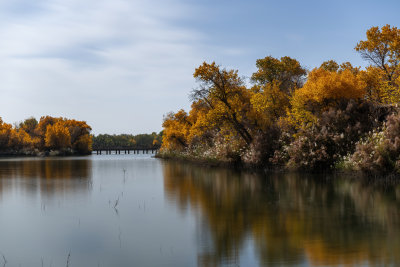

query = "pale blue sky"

[0,0,399,134]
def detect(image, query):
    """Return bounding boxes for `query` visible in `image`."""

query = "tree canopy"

[160,24,400,173]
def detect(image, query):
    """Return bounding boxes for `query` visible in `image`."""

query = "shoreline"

[155,152,400,182]
[0,149,91,158]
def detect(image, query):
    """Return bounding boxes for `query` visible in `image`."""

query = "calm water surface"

[0,154,399,266]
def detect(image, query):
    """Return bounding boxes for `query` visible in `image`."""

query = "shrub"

[241,126,281,166]
[285,100,387,170]
[349,111,400,174]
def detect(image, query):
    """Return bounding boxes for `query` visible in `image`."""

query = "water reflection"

[0,158,92,198]
[163,162,400,266]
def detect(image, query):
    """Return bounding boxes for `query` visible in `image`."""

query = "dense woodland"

[92,133,162,149]
[0,116,92,155]
[160,25,400,175]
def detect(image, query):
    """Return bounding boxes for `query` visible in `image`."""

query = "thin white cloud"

[0,0,204,134]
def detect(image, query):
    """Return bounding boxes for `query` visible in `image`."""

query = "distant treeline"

[0,116,92,156]
[92,132,162,149]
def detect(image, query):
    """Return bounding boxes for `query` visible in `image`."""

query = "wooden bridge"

[92,147,160,155]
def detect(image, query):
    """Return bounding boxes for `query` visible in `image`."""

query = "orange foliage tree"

[355,25,400,104]
[355,24,400,84]
[288,68,366,128]
[162,110,192,150]
[0,116,92,155]
[0,118,13,149]
[191,62,253,146]
[45,121,71,150]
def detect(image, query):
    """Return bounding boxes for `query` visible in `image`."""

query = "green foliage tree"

[92,133,162,149]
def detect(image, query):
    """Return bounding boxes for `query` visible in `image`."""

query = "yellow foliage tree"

[355,24,400,84]
[19,117,38,136]
[251,56,306,94]
[288,68,366,128]
[8,129,33,150]
[0,116,92,154]
[186,100,212,144]
[63,119,92,153]
[355,25,400,104]
[320,60,339,72]
[161,109,192,150]
[192,62,253,145]
[249,81,290,130]
[0,118,12,149]
[45,122,71,150]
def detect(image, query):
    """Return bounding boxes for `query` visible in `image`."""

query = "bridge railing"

[92,147,160,155]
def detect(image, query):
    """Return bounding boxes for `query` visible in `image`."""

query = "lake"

[0,154,399,266]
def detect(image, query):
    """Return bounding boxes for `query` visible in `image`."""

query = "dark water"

[0,155,399,267]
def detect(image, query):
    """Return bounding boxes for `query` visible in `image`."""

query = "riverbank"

[155,150,238,168]
[0,148,91,157]
[155,150,400,180]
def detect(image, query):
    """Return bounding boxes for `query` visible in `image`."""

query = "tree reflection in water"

[163,162,400,266]
[0,158,92,198]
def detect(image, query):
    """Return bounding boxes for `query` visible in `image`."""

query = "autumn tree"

[45,121,71,150]
[162,109,192,150]
[0,118,12,149]
[19,117,38,136]
[64,119,92,153]
[354,25,400,104]
[288,68,366,128]
[355,24,400,84]
[320,60,360,74]
[0,116,92,154]
[36,116,59,136]
[73,134,92,154]
[320,60,339,72]
[8,129,33,150]
[35,116,60,149]
[248,56,306,131]
[158,25,400,170]
[192,62,253,145]
[358,66,400,104]
[186,100,213,145]
[339,62,360,75]
[251,56,307,94]
[249,81,289,129]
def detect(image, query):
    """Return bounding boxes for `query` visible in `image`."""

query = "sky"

[0,0,399,135]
